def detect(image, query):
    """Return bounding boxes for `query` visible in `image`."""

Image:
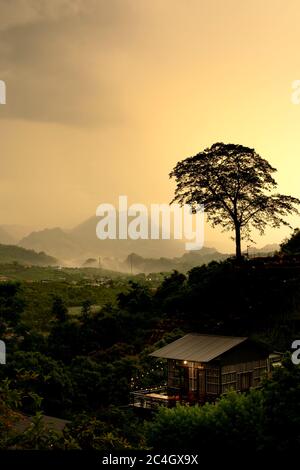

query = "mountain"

[19,216,187,263]
[0,244,57,266]
[19,227,85,262]
[244,243,279,256]
[120,244,280,274]
[0,225,40,242]
[70,216,186,258]
[121,247,228,273]
[18,215,280,268]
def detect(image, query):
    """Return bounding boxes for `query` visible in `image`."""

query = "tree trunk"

[235,223,242,259]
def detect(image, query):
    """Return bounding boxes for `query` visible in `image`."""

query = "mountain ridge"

[18,216,280,268]
[0,243,57,266]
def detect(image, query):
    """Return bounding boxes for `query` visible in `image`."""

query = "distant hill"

[0,224,39,242]
[19,216,187,262]
[243,243,279,256]
[0,244,57,266]
[120,244,280,274]
[121,248,228,274]
[0,227,16,245]
[19,227,87,262]
[18,215,281,268]
[70,216,186,258]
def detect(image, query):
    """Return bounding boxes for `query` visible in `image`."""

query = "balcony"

[131,386,180,410]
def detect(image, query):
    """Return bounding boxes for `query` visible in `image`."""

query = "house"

[131,333,281,410]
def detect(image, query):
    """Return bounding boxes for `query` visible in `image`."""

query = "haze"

[0,0,300,252]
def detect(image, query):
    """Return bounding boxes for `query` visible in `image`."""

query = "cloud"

[0,0,91,31]
[0,0,135,126]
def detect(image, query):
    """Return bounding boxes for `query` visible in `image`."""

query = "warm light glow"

[183,360,188,365]
[0,1,299,252]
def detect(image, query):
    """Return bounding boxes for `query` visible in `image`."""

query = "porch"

[131,386,181,410]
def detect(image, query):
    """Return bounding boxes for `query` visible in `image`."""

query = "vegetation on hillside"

[0,244,57,266]
[0,230,300,450]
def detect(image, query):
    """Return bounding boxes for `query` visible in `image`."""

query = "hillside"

[19,215,280,270]
[121,248,228,273]
[19,227,85,261]
[0,224,39,242]
[0,244,57,266]
[119,244,280,274]
[19,216,187,262]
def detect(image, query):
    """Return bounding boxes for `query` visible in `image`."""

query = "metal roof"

[150,334,247,362]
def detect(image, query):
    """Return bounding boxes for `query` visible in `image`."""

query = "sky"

[0,0,300,252]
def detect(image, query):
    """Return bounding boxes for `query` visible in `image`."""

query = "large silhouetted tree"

[170,143,300,259]
[280,228,300,255]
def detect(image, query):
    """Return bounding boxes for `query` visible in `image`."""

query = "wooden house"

[132,334,280,409]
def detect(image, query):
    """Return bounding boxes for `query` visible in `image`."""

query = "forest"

[0,228,300,453]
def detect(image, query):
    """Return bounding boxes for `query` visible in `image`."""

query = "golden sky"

[0,0,300,251]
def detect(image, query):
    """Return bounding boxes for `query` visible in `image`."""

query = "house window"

[239,371,253,391]
[168,360,181,388]
[189,363,198,391]
[206,368,220,394]
[221,372,237,393]
[253,362,267,387]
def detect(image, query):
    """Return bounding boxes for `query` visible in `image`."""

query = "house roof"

[150,334,247,362]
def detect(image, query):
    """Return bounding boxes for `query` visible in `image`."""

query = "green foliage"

[0,379,62,450]
[0,257,299,452]
[51,296,68,322]
[117,281,153,314]
[146,390,264,452]
[63,415,130,450]
[280,228,300,255]
[0,351,74,416]
[146,361,300,453]
[81,299,92,320]
[262,358,300,451]
[20,277,126,332]
[13,412,61,450]
[155,271,186,315]
[158,260,300,345]
[0,282,24,332]
[0,379,23,449]
[0,244,57,266]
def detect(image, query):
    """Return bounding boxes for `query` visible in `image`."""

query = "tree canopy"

[170,142,300,258]
[280,228,300,255]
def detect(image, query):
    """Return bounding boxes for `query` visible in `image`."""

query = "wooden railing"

[131,386,179,410]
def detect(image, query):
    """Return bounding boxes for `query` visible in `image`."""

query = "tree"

[1,351,74,416]
[170,143,300,259]
[81,299,92,321]
[155,270,186,316]
[280,228,300,255]
[261,358,300,451]
[51,296,68,322]
[0,379,62,450]
[146,390,265,452]
[0,282,24,333]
